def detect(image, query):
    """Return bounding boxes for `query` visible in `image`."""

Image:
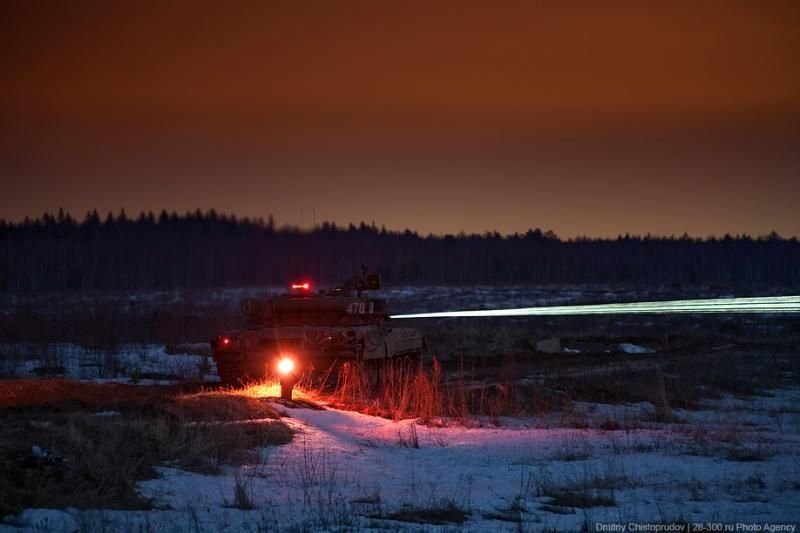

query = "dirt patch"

[169,390,284,422]
[0,379,293,518]
[375,502,469,525]
[0,379,207,409]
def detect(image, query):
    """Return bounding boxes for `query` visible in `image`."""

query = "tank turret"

[239,274,387,327]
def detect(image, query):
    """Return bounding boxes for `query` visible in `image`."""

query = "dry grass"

[168,389,283,422]
[0,380,294,517]
[228,337,799,433]
[152,333,799,441]
[0,379,211,409]
[676,424,777,462]
[229,471,256,510]
[320,358,445,422]
[532,467,629,511]
[374,501,470,525]
[315,357,571,424]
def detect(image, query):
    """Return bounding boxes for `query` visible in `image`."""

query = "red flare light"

[291,282,311,291]
[221,337,230,346]
[277,357,295,375]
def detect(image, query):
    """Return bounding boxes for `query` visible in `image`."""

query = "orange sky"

[2,0,799,237]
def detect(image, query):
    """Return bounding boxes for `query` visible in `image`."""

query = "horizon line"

[0,208,797,242]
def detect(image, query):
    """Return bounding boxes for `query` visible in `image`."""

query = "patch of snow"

[30,445,66,465]
[0,343,217,383]
[618,342,654,354]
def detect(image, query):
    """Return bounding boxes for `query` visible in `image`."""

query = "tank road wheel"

[216,356,268,387]
[215,360,243,386]
[310,357,348,392]
[403,352,422,374]
[387,353,421,385]
[364,359,385,391]
[241,357,269,383]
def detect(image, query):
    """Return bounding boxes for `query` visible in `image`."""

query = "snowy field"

[0,343,217,383]
[1,284,799,531]
[4,386,800,532]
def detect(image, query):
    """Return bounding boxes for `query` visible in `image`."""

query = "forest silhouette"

[1,209,798,291]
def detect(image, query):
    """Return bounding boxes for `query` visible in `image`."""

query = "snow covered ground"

[0,343,217,383]
[5,388,799,532]
[1,283,798,530]
[618,343,655,355]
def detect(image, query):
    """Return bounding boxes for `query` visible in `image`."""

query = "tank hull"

[212,323,423,384]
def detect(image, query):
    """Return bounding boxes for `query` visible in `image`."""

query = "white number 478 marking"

[347,302,374,314]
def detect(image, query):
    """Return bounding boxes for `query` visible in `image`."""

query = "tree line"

[0,209,798,291]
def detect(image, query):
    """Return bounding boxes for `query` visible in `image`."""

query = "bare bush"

[372,501,470,525]
[229,471,256,510]
[397,422,420,448]
[551,432,592,461]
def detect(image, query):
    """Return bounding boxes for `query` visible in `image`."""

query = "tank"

[210,270,424,393]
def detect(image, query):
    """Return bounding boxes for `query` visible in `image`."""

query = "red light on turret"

[291,282,311,291]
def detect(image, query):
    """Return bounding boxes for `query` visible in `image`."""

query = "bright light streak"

[390,295,800,319]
